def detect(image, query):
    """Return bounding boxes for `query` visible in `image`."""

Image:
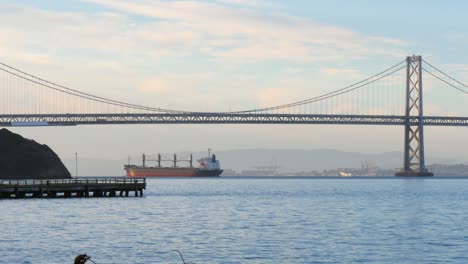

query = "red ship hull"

[125,165,222,177]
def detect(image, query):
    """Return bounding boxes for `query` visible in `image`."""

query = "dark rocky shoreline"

[0,129,71,179]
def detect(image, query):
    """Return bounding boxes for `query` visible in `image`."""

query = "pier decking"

[0,177,146,199]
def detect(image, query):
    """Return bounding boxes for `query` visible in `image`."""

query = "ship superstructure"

[124,150,223,177]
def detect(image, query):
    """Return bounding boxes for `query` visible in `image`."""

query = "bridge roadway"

[1,113,468,127]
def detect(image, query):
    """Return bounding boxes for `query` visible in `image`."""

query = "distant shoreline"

[143,175,468,179]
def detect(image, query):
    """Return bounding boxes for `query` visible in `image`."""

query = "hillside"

[0,129,71,179]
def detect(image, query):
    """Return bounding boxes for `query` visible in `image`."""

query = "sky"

[1,0,468,166]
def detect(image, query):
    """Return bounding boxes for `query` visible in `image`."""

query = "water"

[1,177,468,264]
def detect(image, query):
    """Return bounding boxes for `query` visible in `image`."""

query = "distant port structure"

[1,56,468,176]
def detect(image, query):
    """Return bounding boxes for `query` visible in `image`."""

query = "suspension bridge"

[1,55,468,176]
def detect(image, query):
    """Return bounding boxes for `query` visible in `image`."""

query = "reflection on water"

[1,177,468,264]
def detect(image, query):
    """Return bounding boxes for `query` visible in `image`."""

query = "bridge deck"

[1,113,468,127]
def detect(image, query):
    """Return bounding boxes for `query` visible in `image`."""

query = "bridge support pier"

[396,55,433,177]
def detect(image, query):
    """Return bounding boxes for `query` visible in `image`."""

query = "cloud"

[0,45,56,65]
[255,87,303,109]
[217,0,274,8]
[319,67,365,80]
[441,64,468,83]
[0,1,409,114]
[140,79,172,94]
[81,0,406,63]
[137,72,224,111]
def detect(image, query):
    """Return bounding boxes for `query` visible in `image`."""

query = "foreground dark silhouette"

[0,128,71,179]
[74,254,92,264]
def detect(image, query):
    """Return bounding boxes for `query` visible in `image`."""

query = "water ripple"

[1,178,468,263]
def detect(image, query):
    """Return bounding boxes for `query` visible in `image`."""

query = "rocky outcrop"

[0,129,71,179]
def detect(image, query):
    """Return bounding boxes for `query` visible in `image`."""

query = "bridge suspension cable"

[0,61,188,114]
[234,59,407,114]
[422,59,468,93]
[421,59,468,117]
[2,57,466,118]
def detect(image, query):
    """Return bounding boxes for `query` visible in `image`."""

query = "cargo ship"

[124,150,223,177]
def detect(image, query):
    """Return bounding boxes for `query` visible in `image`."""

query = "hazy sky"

[1,0,468,164]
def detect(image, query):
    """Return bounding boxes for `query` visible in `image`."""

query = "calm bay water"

[1,177,468,264]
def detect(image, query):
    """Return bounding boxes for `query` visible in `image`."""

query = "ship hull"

[194,169,223,177]
[125,166,222,177]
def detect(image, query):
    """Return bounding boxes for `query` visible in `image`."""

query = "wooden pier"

[0,177,146,199]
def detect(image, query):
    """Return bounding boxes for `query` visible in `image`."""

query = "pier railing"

[0,177,146,199]
[1,177,146,186]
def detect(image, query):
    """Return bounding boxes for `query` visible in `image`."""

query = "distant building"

[239,165,280,176]
[221,169,238,176]
[428,164,468,176]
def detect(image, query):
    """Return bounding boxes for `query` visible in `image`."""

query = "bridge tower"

[396,55,433,176]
